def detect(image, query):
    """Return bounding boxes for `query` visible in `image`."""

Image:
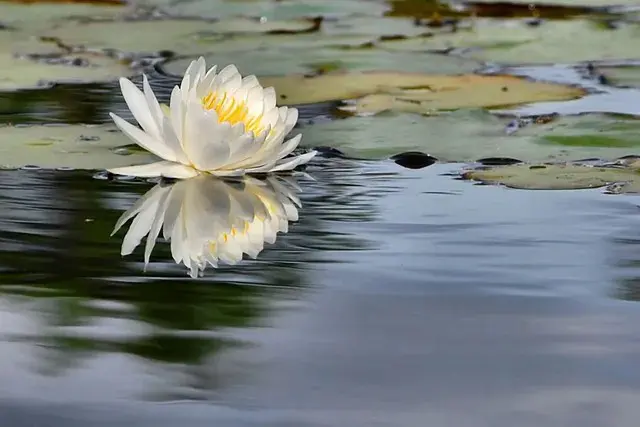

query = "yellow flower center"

[202,91,264,136]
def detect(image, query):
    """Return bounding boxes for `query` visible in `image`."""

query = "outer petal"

[119,77,160,139]
[110,112,178,162]
[108,161,199,179]
[262,151,317,173]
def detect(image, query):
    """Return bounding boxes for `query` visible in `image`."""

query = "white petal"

[266,151,317,173]
[108,161,199,179]
[160,114,189,165]
[183,99,232,171]
[169,86,185,146]
[282,107,299,134]
[142,74,163,135]
[111,183,169,237]
[196,64,218,98]
[110,112,178,162]
[263,86,276,111]
[143,188,172,267]
[275,133,302,159]
[208,168,247,177]
[119,78,161,138]
[121,192,166,256]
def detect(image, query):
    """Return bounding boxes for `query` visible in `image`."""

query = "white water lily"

[112,174,302,278]
[108,57,316,178]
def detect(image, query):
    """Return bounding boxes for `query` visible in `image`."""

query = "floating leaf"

[254,71,585,107]
[462,163,640,191]
[598,65,640,88]
[300,110,640,161]
[162,48,479,80]
[148,0,390,20]
[0,124,155,169]
[0,31,135,90]
[1,2,124,30]
[40,17,326,55]
[366,19,640,65]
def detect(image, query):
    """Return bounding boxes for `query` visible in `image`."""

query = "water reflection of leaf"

[112,174,304,278]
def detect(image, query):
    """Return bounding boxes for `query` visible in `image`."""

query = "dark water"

[3,72,640,427]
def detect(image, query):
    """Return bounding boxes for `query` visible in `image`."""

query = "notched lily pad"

[462,162,640,191]
[259,71,584,107]
[0,124,155,169]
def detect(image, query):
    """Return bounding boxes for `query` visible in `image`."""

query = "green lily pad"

[0,124,155,169]
[148,0,390,20]
[461,163,640,191]
[365,19,640,64]
[161,47,480,79]
[0,31,135,90]
[256,71,584,107]
[1,2,125,30]
[300,110,640,161]
[598,65,640,87]
[39,16,326,56]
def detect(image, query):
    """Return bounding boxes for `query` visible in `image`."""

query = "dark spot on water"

[529,165,547,170]
[477,157,522,166]
[79,135,100,142]
[390,151,438,169]
[379,34,409,42]
[313,146,348,158]
[501,86,509,92]
[280,94,288,100]
[525,18,543,26]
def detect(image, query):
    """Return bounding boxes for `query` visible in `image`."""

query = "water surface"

[1,155,640,426]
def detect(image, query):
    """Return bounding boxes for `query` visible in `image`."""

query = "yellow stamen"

[202,91,264,136]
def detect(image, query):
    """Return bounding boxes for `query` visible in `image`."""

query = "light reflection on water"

[2,161,640,425]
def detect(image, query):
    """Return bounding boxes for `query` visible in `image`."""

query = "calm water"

[3,76,640,427]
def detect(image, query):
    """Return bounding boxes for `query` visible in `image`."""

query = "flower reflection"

[112,174,302,278]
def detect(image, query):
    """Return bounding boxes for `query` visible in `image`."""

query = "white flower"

[108,57,316,179]
[112,174,302,278]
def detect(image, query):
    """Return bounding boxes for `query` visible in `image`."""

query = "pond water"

[2,78,640,426]
[4,0,640,425]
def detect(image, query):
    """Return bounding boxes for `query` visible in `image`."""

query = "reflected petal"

[111,174,306,277]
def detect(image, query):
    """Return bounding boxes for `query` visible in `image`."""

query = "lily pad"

[300,110,640,161]
[598,65,640,87]
[0,31,135,90]
[462,163,640,191]
[1,2,125,30]
[149,0,390,20]
[255,71,584,107]
[161,49,480,80]
[0,124,155,169]
[39,16,326,55]
[367,19,640,65]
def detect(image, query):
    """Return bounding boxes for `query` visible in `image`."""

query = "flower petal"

[119,77,160,139]
[265,151,317,173]
[108,161,199,179]
[183,99,233,171]
[110,112,178,162]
